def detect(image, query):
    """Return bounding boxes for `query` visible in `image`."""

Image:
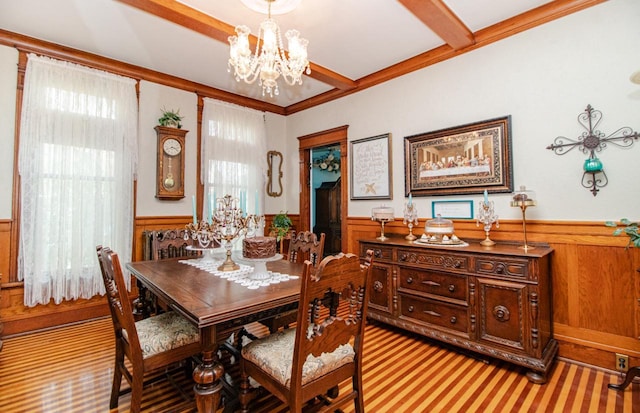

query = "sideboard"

[359,236,557,383]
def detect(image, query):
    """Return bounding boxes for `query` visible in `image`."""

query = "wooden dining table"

[126,256,303,413]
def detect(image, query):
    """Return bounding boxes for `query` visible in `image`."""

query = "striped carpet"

[0,317,637,412]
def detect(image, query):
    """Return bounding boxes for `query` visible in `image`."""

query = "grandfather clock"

[155,126,188,200]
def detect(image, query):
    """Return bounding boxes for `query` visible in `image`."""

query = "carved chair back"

[287,231,326,267]
[240,250,374,412]
[149,229,199,260]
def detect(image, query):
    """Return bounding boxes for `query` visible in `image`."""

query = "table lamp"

[371,206,394,241]
[510,186,536,251]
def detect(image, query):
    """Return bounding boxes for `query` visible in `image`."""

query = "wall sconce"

[546,104,639,196]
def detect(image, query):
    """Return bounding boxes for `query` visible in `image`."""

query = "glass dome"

[425,214,454,235]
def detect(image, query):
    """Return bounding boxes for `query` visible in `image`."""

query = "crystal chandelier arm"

[227,0,310,97]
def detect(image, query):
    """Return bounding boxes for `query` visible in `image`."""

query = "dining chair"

[287,230,326,266]
[96,245,201,413]
[259,231,326,334]
[238,250,374,413]
[150,228,200,260]
[136,229,200,319]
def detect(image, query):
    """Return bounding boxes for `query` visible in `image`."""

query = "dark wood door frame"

[297,125,348,254]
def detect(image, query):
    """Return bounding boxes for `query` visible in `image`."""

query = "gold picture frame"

[404,116,513,197]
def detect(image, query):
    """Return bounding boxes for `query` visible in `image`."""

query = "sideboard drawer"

[400,294,468,334]
[398,267,467,303]
[474,256,529,279]
[362,243,393,262]
[397,249,469,272]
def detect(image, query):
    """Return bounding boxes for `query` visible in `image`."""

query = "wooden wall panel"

[1,214,639,372]
[0,220,10,283]
[577,245,636,336]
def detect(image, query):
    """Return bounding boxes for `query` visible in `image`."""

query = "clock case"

[155,125,187,200]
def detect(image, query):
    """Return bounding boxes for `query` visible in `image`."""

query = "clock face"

[163,138,182,156]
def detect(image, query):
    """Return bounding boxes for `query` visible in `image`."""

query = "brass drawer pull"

[424,310,441,317]
[454,260,462,268]
[448,284,455,292]
[450,316,457,324]
[408,305,415,312]
[406,277,413,284]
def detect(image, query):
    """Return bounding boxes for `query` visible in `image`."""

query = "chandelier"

[228,0,311,97]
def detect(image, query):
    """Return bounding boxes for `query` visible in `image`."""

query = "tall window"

[201,98,266,222]
[18,54,138,307]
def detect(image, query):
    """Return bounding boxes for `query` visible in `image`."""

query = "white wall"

[263,112,288,215]
[0,46,18,219]
[1,0,638,223]
[285,0,640,222]
[137,81,198,217]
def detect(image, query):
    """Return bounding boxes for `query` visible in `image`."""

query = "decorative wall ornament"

[266,150,283,197]
[546,104,640,196]
[312,148,340,173]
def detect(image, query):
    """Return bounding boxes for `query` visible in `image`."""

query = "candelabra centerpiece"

[403,195,419,241]
[184,220,221,262]
[510,186,536,251]
[211,194,249,271]
[476,190,499,247]
[186,194,249,271]
[245,214,266,238]
[372,206,394,241]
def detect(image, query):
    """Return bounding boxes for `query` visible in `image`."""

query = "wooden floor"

[0,317,638,413]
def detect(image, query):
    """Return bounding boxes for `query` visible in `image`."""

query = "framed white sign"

[350,133,392,200]
[432,200,474,219]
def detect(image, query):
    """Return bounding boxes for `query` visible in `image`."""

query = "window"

[201,98,266,222]
[18,54,137,306]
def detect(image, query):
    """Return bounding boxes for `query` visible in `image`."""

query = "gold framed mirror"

[267,150,283,197]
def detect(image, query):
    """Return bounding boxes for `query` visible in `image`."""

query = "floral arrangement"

[313,149,340,173]
[271,211,292,241]
[158,108,183,128]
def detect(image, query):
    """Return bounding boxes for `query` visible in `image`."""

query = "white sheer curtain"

[201,98,266,221]
[18,54,138,307]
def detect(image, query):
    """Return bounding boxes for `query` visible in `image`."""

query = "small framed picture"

[432,200,474,219]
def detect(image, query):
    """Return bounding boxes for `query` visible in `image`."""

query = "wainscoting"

[0,216,638,374]
[0,317,637,412]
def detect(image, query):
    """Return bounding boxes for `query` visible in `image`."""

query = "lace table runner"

[179,258,299,290]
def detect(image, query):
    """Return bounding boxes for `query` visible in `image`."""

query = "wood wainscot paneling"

[346,216,640,372]
[2,213,639,372]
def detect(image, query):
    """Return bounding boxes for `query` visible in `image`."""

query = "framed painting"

[404,116,513,196]
[350,133,392,200]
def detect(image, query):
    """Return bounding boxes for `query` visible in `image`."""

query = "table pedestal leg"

[193,328,224,413]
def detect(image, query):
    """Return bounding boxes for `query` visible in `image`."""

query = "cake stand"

[186,245,224,262]
[238,254,284,281]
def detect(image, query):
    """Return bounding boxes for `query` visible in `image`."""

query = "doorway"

[297,126,348,255]
[311,146,341,255]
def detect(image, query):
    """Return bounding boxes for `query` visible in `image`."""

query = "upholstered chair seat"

[123,311,199,359]
[241,328,355,387]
